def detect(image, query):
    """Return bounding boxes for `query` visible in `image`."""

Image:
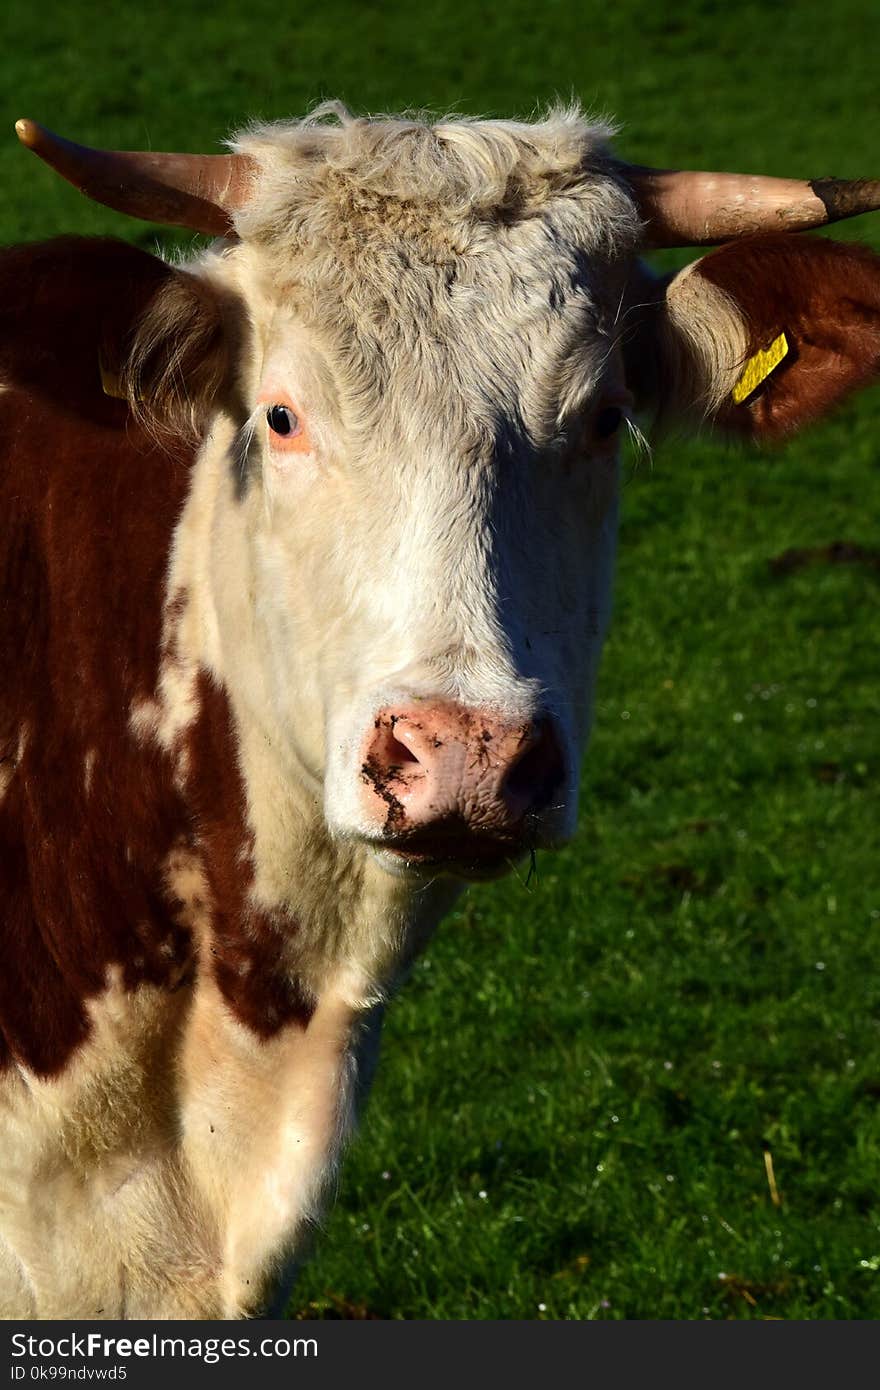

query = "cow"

[1,102,879,1320]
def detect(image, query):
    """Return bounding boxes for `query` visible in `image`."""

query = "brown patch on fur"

[184,672,316,1036]
[0,239,308,1076]
[0,239,206,1076]
[694,233,880,439]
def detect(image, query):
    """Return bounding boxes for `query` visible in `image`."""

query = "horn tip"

[15,118,41,149]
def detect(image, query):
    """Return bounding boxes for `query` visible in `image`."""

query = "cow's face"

[222,219,631,882]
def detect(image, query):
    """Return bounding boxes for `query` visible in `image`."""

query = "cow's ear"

[0,237,237,438]
[644,233,880,440]
[120,261,241,441]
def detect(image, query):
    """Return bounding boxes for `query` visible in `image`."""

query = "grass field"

[3,0,879,1319]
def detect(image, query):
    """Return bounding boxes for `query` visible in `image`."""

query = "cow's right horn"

[15,119,255,236]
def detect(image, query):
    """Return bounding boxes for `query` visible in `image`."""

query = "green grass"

[3,0,879,1320]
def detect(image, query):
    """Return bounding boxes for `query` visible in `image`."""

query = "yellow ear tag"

[731,331,789,405]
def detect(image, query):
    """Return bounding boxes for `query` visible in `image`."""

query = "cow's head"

[19,108,880,883]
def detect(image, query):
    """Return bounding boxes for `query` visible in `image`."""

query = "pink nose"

[359,702,566,841]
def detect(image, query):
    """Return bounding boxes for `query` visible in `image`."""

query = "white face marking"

[215,241,628,864]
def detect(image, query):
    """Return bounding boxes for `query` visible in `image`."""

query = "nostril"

[386,733,420,767]
[501,722,566,815]
[370,717,426,777]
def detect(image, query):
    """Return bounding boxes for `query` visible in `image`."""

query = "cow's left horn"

[15,119,255,236]
[627,166,880,247]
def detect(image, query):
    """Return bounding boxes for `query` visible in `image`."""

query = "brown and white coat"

[2,106,879,1318]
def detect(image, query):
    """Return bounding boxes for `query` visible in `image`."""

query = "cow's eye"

[267,404,299,437]
[595,406,623,440]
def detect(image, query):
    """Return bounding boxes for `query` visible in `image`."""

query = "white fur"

[661,259,750,419]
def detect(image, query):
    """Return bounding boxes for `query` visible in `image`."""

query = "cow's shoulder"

[0,237,203,1080]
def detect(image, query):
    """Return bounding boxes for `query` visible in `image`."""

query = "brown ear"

[121,265,238,441]
[0,237,234,439]
[655,233,880,440]
[0,238,169,422]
